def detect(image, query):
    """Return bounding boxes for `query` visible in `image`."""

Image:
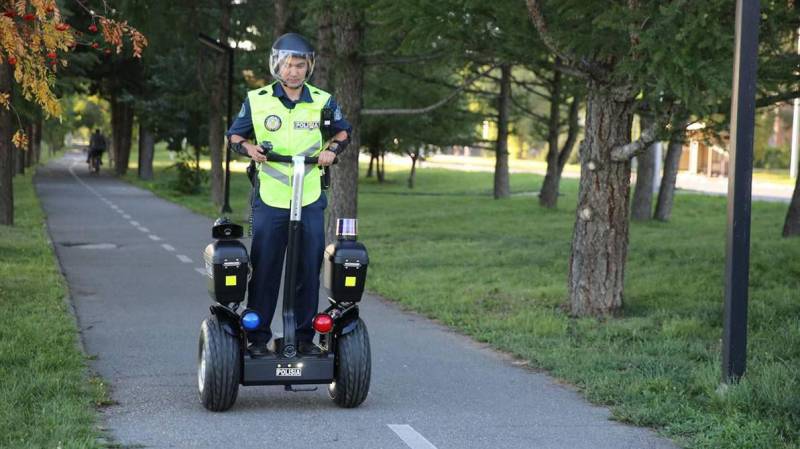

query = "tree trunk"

[327,4,364,242]
[273,0,290,39]
[0,61,13,225]
[654,123,687,221]
[31,116,42,165]
[494,63,511,199]
[138,124,155,180]
[16,145,24,175]
[16,121,25,174]
[408,151,418,189]
[377,150,385,183]
[24,123,34,168]
[111,96,119,171]
[366,148,375,177]
[314,2,332,90]
[111,98,134,176]
[631,118,656,221]
[783,171,800,237]
[539,65,562,207]
[208,1,231,207]
[568,86,635,316]
[195,145,202,189]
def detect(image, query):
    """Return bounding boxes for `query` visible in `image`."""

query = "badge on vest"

[294,121,320,130]
[264,115,282,131]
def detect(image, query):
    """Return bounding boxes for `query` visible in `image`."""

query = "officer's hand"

[318,149,337,167]
[246,143,267,163]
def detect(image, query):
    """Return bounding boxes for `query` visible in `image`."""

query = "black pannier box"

[324,240,369,302]
[204,240,249,303]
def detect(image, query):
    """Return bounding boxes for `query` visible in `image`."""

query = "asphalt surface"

[36,151,678,449]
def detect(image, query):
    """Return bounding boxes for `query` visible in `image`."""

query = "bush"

[755,146,790,170]
[168,150,207,194]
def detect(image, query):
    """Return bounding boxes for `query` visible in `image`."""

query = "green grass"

[125,149,799,449]
[0,166,109,449]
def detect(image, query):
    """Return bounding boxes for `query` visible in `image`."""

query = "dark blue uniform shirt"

[226,83,352,140]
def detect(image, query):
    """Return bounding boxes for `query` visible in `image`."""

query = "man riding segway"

[226,32,351,357]
[197,32,370,412]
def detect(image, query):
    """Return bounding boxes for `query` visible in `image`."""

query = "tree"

[526,0,799,316]
[204,0,231,208]
[493,63,511,198]
[0,0,146,224]
[0,59,12,224]
[313,2,332,90]
[785,176,800,237]
[326,1,365,241]
[653,118,688,221]
[391,1,528,200]
[631,116,656,221]
[360,58,481,188]
[513,58,584,209]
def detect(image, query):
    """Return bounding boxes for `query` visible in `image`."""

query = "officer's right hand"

[245,143,267,163]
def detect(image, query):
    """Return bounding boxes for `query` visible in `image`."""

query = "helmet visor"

[269,49,315,87]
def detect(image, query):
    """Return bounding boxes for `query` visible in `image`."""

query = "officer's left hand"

[318,149,337,167]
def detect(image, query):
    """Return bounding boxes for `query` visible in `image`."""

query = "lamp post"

[198,33,234,214]
[722,0,759,384]
[790,28,799,180]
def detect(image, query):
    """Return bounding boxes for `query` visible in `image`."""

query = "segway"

[197,144,371,412]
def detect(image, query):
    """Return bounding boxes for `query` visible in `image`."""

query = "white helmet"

[269,33,315,87]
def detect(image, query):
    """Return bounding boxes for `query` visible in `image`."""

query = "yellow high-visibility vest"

[247,82,331,209]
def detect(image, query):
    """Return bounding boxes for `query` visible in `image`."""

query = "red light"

[312,313,334,333]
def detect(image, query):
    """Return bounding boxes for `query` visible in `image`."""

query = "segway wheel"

[329,318,371,408]
[198,316,241,411]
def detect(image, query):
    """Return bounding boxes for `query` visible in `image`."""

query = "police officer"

[226,33,351,357]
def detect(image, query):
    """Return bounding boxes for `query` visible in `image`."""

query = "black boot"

[248,341,271,358]
[298,341,322,356]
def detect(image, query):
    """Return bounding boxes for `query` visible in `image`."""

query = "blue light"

[241,311,261,330]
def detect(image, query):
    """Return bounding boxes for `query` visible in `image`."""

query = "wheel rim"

[328,381,337,398]
[198,338,207,394]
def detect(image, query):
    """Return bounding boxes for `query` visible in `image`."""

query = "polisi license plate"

[276,367,302,377]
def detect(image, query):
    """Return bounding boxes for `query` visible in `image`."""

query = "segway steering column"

[259,142,325,358]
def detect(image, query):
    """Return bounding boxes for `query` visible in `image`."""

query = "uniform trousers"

[247,192,327,344]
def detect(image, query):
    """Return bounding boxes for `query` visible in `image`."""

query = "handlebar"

[265,153,320,164]
[259,142,336,165]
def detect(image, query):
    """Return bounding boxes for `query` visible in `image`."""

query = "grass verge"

[0,166,108,449]
[124,149,799,449]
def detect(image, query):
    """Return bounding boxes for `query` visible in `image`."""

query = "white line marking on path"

[67,161,103,199]
[130,220,140,227]
[177,255,193,263]
[149,235,162,241]
[195,267,207,276]
[161,244,175,252]
[137,226,150,233]
[122,214,131,219]
[388,425,439,449]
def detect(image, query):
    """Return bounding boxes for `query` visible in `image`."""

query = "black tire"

[89,155,100,174]
[329,318,371,408]
[198,316,241,411]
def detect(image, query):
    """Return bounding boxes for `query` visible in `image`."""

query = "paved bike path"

[36,151,677,449]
